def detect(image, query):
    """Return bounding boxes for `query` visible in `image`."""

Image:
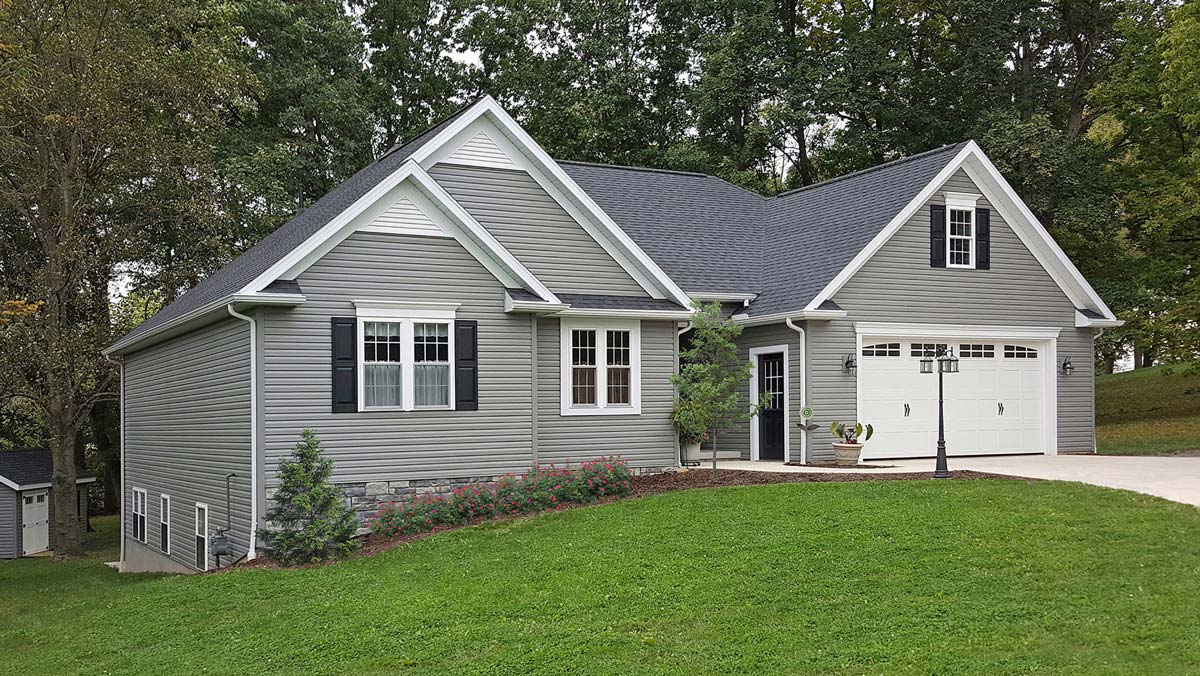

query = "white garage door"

[858,337,1047,459]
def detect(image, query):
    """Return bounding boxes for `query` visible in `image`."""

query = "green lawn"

[1096,362,1200,455]
[3,483,1200,675]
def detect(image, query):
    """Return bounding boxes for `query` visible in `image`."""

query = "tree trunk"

[49,417,82,557]
[710,429,718,482]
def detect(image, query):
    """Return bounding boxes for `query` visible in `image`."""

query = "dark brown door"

[758,353,785,460]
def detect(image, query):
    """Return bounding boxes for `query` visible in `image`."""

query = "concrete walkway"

[716,455,1200,507]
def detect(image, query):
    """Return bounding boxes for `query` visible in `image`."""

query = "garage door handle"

[998,402,1004,416]
[904,403,910,417]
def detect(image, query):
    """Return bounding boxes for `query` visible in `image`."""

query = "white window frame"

[159,494,171,555]
[131,488,147,543]
[353,301,458,412]
[560,319,641,416]
[195,503,209,572]
[945,192,980,269]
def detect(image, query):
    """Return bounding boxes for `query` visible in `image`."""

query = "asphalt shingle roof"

[116,101,480,347]
[559,161,767,295]
[0,448,93,487]
[113,103,968,351]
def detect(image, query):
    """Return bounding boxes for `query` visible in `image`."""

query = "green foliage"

[830,421,873,444]
[672,303,769,469]
[370,457,633,536]
[5,485,1200,673]
[260,429,359,565]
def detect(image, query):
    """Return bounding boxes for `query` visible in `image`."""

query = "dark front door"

[758,353,785,460]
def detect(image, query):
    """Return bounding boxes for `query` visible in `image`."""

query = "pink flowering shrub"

[368,456,634,536]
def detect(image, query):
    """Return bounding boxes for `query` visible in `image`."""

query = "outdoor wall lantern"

[842,354,857,375]
[1061,356,1075,375]
[920,347,959,479]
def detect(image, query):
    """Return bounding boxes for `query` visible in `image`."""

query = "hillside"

[1095,362,1200,455]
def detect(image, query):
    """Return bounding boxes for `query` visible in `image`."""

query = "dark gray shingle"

[0,448,93,487]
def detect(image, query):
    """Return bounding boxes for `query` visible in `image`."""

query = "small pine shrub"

[369,456,634,537]
[259,428,360,565]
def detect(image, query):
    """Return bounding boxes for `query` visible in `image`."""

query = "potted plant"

[829,421,874,466]
[671,399,710,465]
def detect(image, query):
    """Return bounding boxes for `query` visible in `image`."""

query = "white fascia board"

[804,141,1118,322]
[730,309,848,326]
[555,308,695,320]
[0,476,94,490]
[103,293,306,355]
[409,97,694,308]
[241,160,558,306]
[1075,310,1124,328]
[688,292,758,305]
[0,476,18,490]
[854,321,1062,340]
[504,296,570,314]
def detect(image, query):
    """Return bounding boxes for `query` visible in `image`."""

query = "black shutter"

[455,320,478,411]
[975,207,991,270]
[930,204,946,268]
[331,317,357,413]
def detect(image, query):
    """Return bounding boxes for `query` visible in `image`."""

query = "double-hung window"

[561,320,640,415]
[355,301,457,411]
[945,192,980,268]
[131,488,147,543]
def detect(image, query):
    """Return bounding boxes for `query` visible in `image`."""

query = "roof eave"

[104,292,306,356]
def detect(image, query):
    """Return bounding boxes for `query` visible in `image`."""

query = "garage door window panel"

[862,343,901,357]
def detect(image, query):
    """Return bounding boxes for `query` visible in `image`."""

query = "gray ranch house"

[105,96,1121,573]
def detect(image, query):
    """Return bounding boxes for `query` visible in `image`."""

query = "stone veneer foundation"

[335,466,675,523]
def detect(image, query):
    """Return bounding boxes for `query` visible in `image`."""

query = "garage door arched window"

[1004,345,1038,358]
[861,342,900,357]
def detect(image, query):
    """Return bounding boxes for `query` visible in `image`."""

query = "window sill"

[560,405,642,417]
[359,405,455,413]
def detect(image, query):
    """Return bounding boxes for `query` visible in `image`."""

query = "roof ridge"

[380,96,486,159]
[556,159,711,178]
[772,141,970,199]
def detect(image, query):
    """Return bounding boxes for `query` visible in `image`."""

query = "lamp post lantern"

[920,347,958,479]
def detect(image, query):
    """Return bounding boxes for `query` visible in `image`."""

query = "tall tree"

[0,0,248,555]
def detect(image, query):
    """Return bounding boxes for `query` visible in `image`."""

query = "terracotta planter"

[683,440,703,464]
[832,442,863,467]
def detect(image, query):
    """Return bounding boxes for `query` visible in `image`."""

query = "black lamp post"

[920,347,959,479]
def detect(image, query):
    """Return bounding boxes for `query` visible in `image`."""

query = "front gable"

[807,142,1118,322]
[834,169,1077,326]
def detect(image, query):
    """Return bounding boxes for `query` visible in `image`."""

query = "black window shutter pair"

[329,318,478,412]
[928,204,990,270]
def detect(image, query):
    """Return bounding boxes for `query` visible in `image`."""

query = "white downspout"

[104,353,125,568]
[784,318,807,464]
[226,305,257,559]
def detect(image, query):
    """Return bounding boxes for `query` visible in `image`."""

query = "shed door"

[22,490,49,555]
[859,338,1046,459]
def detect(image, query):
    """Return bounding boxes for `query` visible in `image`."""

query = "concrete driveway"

[716,455,1200,507]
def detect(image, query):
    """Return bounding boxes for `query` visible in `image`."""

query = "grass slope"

[1096,362,1200,455]
[3,481,1200,675]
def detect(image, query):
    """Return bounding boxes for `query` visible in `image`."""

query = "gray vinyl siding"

[536,317,678,468]
[429,164,648,297]
[0,486,16,558]
[721,324,806,462]
[123,317,252,571]
[261,231,535,484]
[805,169,1095,459]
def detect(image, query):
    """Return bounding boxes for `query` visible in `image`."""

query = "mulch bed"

[232,468,1024,571]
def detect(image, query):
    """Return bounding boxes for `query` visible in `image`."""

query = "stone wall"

[337,465,676,524]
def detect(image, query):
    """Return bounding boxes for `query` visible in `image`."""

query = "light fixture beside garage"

[920,346,959,479]
[841,354,857,375]
[1061,356,1075,375]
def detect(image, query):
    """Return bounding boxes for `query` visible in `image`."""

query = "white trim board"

[854,322,1062,340]
[240,160,558,306]
[749,345,790,462]
[805,141,1117,321]
[412,98,693,308]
